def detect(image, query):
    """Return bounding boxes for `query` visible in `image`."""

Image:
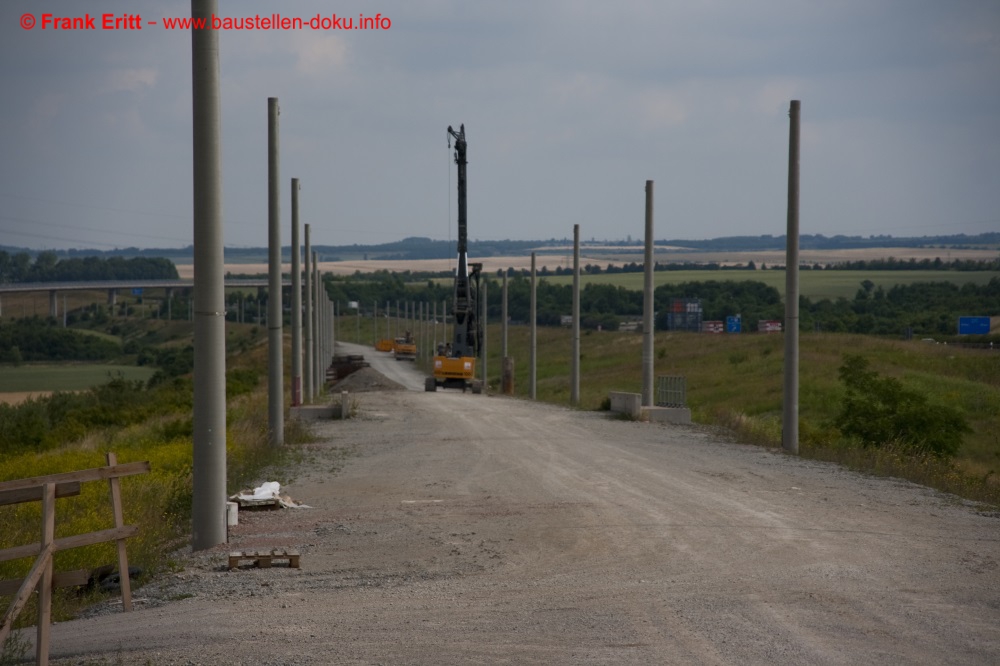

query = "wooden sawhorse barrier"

[0,453,149,665]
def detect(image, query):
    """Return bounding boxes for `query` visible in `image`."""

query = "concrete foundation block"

[642,406,692,425]
[609,392,692,425]
[608,391,643,419]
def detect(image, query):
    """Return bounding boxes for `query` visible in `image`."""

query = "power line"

[0,214,190,245]
[0,227,179,250]
[0,193,188,221]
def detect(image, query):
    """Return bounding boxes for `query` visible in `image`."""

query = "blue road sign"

[726,316,741,333]
[131,288,144,296]
[958,316,990,335]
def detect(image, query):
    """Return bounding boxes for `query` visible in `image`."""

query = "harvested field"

[0,391,52,405]
[173,246,999,279]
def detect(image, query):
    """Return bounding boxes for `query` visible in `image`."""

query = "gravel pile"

[330,366,407,393]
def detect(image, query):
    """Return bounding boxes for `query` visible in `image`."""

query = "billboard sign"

[667,298,703,332]
[958,316,990,335]
[758,320,782,333]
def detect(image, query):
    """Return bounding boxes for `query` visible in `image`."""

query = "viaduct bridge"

[0,279,291,319]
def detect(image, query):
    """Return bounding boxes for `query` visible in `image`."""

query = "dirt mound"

[330,366,407,393]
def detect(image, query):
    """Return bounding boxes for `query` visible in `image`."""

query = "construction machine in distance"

[393,332,417,362]
[426,124,483,393]
[375,332,416,360]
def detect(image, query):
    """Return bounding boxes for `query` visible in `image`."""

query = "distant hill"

[3,232,997,262]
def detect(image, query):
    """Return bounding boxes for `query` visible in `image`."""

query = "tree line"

[803,279,1000,336]
[0,317,121,363]
[4,260,992,341]
[517,257,1000,274]
[824,257,999,271]
[320,274,998,337]
[0,251,178,283]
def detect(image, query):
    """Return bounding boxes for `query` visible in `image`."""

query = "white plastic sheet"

[229,481,311,509]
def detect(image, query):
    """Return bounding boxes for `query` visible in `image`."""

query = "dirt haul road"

[44,346,999,664]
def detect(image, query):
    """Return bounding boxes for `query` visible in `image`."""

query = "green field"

[0,364,156,392]
[542,270,1000,301]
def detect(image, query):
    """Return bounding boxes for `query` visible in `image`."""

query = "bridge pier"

[0,280,281,325]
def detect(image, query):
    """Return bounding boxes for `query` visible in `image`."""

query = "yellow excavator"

[426,124,482,394]
[393,331,417,362]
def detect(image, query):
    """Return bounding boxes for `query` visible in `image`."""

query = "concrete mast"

[642,180,655,407]
[481,281,488,388]
[571,224,581,406]
[313,251,321,393]
[291,178,302,407]
[501,273,508,358]
[783,100,801,455]
[502,272,513,394]
[267,97,283,446]
[304,224,313,402]
[530,252,537,400]
[191,0,227,550]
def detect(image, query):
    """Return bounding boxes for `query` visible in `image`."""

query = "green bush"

[147,346,195,387]
[226,367,260,398]
[0,375,192,454]
[0,318,121,362]
[834,355,969,457]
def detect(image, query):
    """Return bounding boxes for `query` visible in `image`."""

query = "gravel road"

[355,342,427,392]
[39,344,1000,664]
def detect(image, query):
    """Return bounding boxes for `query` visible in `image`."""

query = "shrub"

[834,355,969,457]
[0,375,192,454]
[0,318,120,362]
[226,367,260,398]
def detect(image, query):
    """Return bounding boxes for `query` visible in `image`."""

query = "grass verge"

[0,348,313,629]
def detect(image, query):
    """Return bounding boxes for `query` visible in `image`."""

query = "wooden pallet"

[228,549,300,570]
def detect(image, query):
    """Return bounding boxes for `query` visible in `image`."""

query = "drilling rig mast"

[426,124,483,393]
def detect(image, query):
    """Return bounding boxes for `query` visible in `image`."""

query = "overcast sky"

[2,0,998,251]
